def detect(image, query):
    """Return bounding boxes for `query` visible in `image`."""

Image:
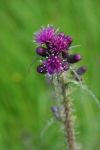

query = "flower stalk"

[60,73,76,150]
[52,73,76,150]
[33,25,87,150]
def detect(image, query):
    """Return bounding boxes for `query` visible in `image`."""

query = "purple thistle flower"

[34,25,57,45]
[34,26,87,150]
[37,56,68,75]
[48,34,72,54]
[58,33,73,47]
[44,56,64,75]
[34,25,86,76]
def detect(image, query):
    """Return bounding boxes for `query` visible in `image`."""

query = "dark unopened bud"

[36,47,48,57]
[67,54,81,63]
[37,64,47,74]
[76,66,87,75]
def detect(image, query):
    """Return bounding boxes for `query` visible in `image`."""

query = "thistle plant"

[33,25,87,150]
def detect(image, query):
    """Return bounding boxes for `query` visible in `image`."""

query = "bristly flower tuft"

[48,33,73,55]
[44,56,64,75]
[34,25,57,45]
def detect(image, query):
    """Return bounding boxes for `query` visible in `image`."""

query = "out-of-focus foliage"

[0,0,100,149]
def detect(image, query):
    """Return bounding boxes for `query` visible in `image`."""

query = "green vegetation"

[0,0,100,149]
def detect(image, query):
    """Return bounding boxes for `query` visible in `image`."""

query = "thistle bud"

[37,64,47,74]
[67,54,81,63]
[36,47,48,57]
[76,66,87,75]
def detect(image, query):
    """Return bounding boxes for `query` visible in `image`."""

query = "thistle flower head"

[48,33,72,54]
[34,25,56,45]
[44,56,65,75]
[34,25,86,76]
[37,56,68,75]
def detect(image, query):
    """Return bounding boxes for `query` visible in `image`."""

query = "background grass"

[0,0,100,149]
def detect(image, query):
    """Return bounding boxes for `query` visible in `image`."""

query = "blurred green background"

[0,0,100,149]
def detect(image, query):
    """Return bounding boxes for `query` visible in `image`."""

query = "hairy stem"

[53,73,76,150]
[60,73,76,150]
[64,98,75,150]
